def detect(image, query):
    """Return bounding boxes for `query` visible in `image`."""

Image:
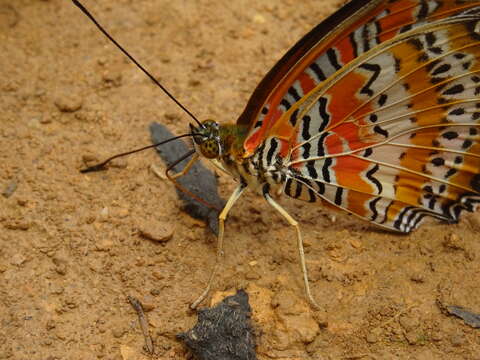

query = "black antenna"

[72,0,203,128]
[81,133,199,173]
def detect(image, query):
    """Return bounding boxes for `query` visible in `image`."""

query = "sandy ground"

[1,0,480,359]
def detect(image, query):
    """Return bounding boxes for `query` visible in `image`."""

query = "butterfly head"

[190,119,222,159]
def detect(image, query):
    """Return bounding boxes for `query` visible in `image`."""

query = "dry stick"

[127,296,154,354]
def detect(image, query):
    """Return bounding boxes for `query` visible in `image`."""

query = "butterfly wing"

[240,0,480,156]
[283,8,480,232]
[237,0,380,146]
[237,0,480,232]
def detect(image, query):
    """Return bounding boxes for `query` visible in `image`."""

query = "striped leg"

[190,183,247,309]
[264,189,320,310]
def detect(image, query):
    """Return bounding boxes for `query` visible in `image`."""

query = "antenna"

[72,0,204,128]
[80,133,200,173]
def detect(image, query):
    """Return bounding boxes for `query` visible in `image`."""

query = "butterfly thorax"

[192,120,288,194]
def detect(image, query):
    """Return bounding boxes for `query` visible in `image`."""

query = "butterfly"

[76,0,480,309]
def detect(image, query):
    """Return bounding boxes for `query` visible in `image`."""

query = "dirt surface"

[1,1,480,359]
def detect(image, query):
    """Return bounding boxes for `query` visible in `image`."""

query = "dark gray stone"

[177,290,256,360]
[149,122,225,235]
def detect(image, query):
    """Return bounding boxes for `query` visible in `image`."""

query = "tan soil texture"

[1,0,480,359]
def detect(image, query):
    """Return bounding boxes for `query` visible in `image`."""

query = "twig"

[127,295,154,354]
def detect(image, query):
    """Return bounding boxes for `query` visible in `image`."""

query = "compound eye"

[201,139,219,159]
[202,119,218,129]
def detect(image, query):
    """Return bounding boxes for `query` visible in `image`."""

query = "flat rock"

[178,289,256,360]
[149,122,225,236]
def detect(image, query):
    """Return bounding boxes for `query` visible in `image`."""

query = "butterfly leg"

[190,183,247,309]
[170,153,199,179]
[150,153,199,180]
[264,189,320,310]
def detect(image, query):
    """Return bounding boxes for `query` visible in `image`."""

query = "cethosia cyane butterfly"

[76,0,480,309]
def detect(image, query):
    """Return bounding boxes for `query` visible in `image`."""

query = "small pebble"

[139,223,174,243]
[97,57,107,66]
[52,257,67,275]
[120,345,136,360]
[65,298,77,309]
[252,13,266,24]
[245,269,261,280]
[145,12,161,26]
[115,208,129,218]
[443,233,465,250]
[188,79,201,87]
[82,154,99,165]
[99,207,109,219]
[51,286,64,295]
[0,4,18,29]
[366,332,378,343]
[313,311,329,329]
[150,289,161,296]
[97,323,107,334]
[431,329,443,341]
[2,181,17,198]
[399,315,419,331]
[46,320,56,330]
[141,297,156,312]
[54,92,83,113]
[102,70,122,87]
[164,113,180,121]
[302,236,313,248]
[404,330,421,345]
[349,237,362,249]
[17,198,28,206]
[112,328,126,338]
[410,272,425,283]
[84,215,96,224]
[10,253,27,266]
[95,238,114,252]
[39,115,52,124]
[465,248,475,261]
[152,271,164,280]
[43,339,53,346]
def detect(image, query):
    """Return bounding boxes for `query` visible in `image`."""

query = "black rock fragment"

[149,122,225,235]
[177,289,256,360]
[446,305,480,329]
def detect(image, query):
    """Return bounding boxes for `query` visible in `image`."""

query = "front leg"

[190,183,247,309]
